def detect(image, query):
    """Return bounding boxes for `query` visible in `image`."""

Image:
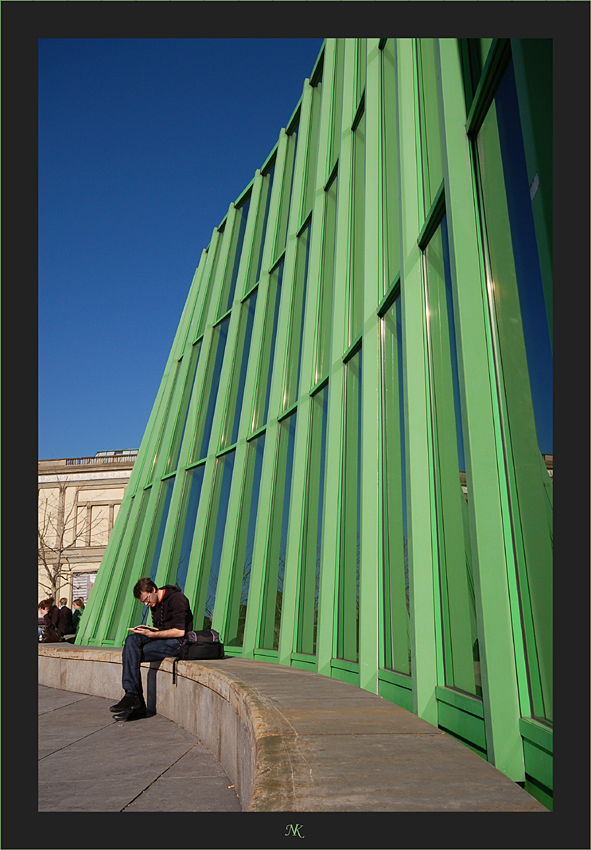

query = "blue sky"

[38,38,324,460]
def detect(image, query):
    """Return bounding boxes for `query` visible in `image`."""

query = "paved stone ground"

[38,685,242,812]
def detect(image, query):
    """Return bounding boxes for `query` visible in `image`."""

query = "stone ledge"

[38,644,548,812]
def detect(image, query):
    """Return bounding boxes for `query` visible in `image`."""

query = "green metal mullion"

[397,37,439,726]
[438,38,527,779]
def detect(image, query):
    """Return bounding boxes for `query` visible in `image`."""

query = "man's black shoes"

[110,693,141,713]
[110,693,147,720]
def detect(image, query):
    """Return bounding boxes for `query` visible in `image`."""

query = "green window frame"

[259,411,297,651]
[471,52,552,723]
[165,340,202,475]
[380,39,400,299]
[423,212,481,699]
[314,172,338,385]
[283,220,311,411]
[168,464,205,591]
[191,315,230,463]
[251,259,284,433]
[416,38,444,217]
[217,193,252,319]
[336,346,362,663]
[220,288,258,450]
[193,449,236,631]
[348,105,365,346]
[295,382,329,656]
[380,291,411,675]
[224,433,266,647]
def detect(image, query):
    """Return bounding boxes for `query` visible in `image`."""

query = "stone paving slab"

[38,685,241,812]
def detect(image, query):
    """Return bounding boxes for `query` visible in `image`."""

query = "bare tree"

[38,481,107,602]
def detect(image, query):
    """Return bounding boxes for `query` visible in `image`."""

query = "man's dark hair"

[133,577,158,599]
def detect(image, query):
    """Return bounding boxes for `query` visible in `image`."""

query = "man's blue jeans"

[121,632,181,696]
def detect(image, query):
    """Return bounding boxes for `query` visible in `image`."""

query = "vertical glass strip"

[417,38,444,211]
[259,412,297,650]
[296,385,328,655]
[170,465,205,590]
[166,340,202,475]
[253,164,275,288]
[220,196,251,317]
[196,227,225,340]
[425,216,480,697]
[252,261,284,431]
[221,290,258,450]
[192,316,230,462]
[195,450,236,630]
[145,477,175,583]
[381,41,400,297]
[349,107,365,345]
[284,222,311,410]
[475,58,552,721]
[337,349,362,662]
[315,175,338,384]
[381,297,410,674]
[225,433,266,647]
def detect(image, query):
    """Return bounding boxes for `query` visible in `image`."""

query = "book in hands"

[127,624,160,631]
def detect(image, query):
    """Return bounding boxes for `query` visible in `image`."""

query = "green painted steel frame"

[76,37,552,805]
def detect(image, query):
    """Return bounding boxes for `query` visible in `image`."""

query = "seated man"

[110,578,193,721]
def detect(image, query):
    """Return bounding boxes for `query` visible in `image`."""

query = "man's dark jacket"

[58,605,73,636]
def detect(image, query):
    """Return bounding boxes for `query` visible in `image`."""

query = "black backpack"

[172,629,225,685]
[175,628,225,661]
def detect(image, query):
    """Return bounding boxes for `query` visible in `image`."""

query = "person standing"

[109,578,193,721]
[71,598,85,633]
[58,598,73,637]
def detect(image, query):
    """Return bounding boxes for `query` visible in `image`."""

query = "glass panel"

[296,385,328,655]
[219,196,251,317]
[336,349,362,662]
[252,261,284,431]
[328,39,345,175]
[225,434,266,647]
[418,38,444,211]
[381,41,400,296]
[166,340,202,474]
[195,451,235,630]
[476,58,552,721]
[221,289,258,449]
[301,82,322,219]
[273,128,298,262]
[283,223,311,410]
[425,216,480,698]
[349,108,365,345]
[191,316,230,462]
[355,38,367,107]
[259,412,297,650]
[252,164,275,290]
[315,175,338,383]
[170,466,205,590]
[145,477,175,582]
[381,298,411,674]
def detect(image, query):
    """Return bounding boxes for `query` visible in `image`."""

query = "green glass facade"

[77,39,552,807]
